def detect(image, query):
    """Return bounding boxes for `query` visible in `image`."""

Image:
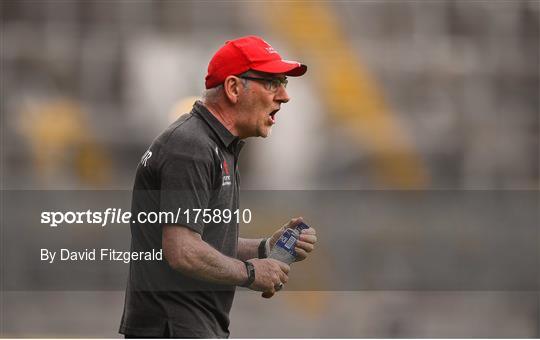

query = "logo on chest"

[215,146,232,187]
[221,159,232,186]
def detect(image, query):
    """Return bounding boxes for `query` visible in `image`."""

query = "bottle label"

[276,229,296,249]
[296,222,310,232]
[270,222,310,263]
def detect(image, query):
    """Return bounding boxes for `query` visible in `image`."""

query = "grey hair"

[202,73,251,103]
[202,84,224,103]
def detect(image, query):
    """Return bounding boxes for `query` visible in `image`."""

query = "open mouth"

[269,109,279,123]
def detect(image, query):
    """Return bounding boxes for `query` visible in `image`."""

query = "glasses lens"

[269,79,287,92]
[269,80,279,92]
[263,80,274,92]
[240,76,287,92]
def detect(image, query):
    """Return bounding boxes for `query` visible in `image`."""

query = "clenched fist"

[269,217,317,262]
[246,258,290,297]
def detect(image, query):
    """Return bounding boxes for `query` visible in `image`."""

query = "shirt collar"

[192,101,245,154]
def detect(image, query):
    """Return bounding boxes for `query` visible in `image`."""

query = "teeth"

[269,110,276,123]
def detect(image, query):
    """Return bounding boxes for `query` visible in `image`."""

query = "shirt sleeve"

[159,148,216,235]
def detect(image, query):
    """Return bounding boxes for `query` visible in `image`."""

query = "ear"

[223,75,242,104]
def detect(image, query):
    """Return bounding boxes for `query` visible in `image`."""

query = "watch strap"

[258,238,268,258]
[241,261,255,287]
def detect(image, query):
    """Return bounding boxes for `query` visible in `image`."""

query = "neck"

[202,100,241,137]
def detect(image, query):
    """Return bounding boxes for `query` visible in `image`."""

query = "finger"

[298,233,317,244]
[299,234,317,244]
[295,240,315,252]
[277,261,290,274]
[278,271,288,284]
[285,217,303,228]
[300,227,317,235]
[291,217,304,226]
[294,247,307,261]
[262,291,274,299]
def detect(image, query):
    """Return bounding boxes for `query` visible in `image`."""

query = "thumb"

[286,217,304,228]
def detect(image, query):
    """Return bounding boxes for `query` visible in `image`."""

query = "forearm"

[237,237,264,261]
[163,229,248,286]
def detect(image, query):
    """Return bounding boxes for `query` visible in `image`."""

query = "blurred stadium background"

[1,0,538,337]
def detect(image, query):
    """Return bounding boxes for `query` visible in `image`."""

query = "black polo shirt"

[120,101,244,338]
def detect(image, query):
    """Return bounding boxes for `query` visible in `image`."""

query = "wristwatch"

[242,261,255,287]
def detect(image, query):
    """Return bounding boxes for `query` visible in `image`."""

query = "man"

[119,36,317,338]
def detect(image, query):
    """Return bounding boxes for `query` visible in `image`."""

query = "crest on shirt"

[221,159,232,186]
[215,146,232,187]
[140,149,152,167]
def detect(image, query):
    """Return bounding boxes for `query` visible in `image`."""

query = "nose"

[275,85,290,104]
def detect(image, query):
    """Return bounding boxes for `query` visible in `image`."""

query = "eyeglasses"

[238,76,288,92]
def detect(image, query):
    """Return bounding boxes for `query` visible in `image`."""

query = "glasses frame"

[238,75,288,92]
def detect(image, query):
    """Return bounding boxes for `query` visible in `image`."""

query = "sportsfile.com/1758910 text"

[40,208,252,227]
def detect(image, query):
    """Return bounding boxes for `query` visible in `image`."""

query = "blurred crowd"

[2,1,538,190]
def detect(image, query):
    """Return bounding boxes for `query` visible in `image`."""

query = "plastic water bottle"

[269,222,310,264]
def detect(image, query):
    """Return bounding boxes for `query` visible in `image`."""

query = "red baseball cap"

[205,35,307,89]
